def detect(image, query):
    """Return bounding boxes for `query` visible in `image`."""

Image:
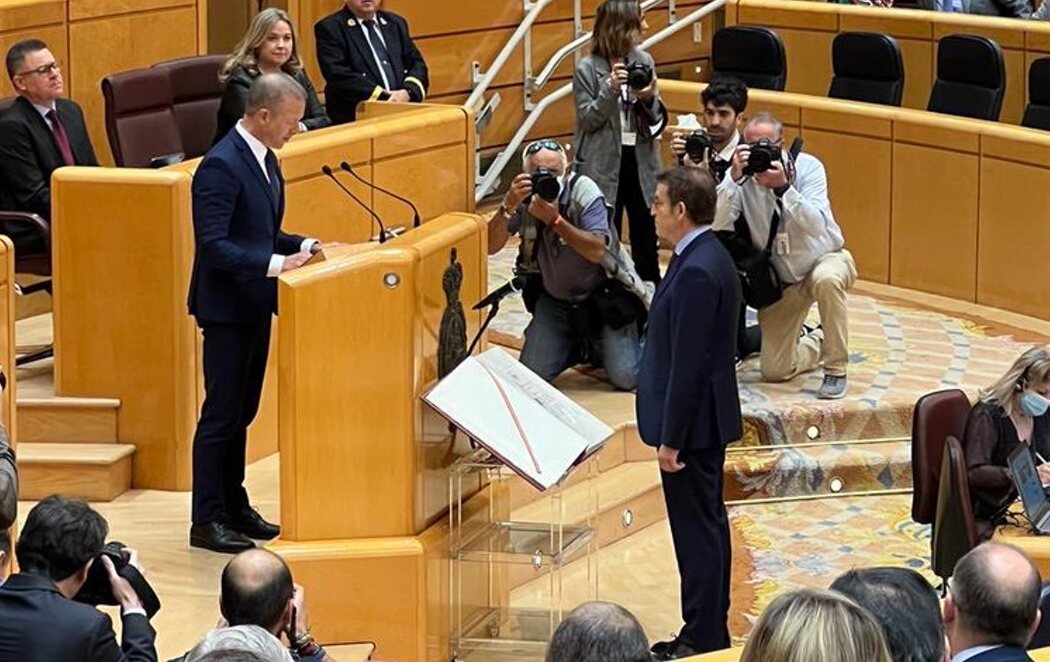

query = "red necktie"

[46,109,75,166]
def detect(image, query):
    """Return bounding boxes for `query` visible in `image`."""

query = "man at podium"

[187,73,323,554]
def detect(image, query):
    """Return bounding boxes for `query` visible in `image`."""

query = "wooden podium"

[270,213,502,662]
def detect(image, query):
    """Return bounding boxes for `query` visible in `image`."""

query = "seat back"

[829,32,904,106]
[931,436,979,582]
[911,389,971,524]
[927,34,1005,121]
[712,26,787,91]
[1023,57,1050,131]
[152,55,226,159]
[102,67,184,168]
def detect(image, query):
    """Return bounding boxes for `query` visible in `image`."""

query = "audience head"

[220,548,296,637]
[740,587,893,662]
[981,346,1050,418]
[830,567,945,662]
[221,8,302,82]
[701,76,748,148]
[592,0,645,60]
[344,0,379,20]
[193,652,270,662]
[6,39,63,105]
[945,542,1042,652]
[743,111,785,147]
[522,139,568,178]
[185,625,293,662]
[243,72,307,149]
[545,601,650,662]
[652,166,716,243]
[16,495,107,595]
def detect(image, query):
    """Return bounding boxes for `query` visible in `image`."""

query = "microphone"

[339,161,421,228]
[473,276,526,310]
[320,165,389,243]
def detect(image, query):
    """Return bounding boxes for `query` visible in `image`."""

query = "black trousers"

[737,303,762,360]
[613,146,660,285]
[660,446,732,653]
[191,319,272,525]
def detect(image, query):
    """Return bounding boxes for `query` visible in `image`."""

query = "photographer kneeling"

[0,495,158,661]
[714,113,856,399]
[489,140,643,391]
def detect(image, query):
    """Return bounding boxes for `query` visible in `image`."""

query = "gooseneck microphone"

[320,164,389,243]
[339,161,422,228]
[472,276,526,310]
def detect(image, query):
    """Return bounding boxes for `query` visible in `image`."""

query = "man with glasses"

[488,139,643,391]
[0,39,97,244]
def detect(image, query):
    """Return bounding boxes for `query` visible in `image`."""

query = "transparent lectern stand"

[448,447,600,661]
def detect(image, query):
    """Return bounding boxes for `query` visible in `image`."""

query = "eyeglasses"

[17,61,61,77]
[524,139,563,156]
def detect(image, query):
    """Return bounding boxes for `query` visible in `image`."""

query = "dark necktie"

[363,19,401,89]
[46,109,75,166]
[264,150,281,206]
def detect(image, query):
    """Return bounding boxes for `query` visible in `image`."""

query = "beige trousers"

[757,249,857,381]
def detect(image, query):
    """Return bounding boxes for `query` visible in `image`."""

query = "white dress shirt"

[233,121,316,277]
[952,645,1003,662]
[713,150,844,284]
[674,225,710,256]
[714,130,740,163]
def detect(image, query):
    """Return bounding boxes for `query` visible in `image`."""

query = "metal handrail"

[474,0,727,203]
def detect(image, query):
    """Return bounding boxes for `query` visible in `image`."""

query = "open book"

[422,348,614,491]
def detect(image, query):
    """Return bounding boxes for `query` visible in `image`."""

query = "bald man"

[945,542,1042,662]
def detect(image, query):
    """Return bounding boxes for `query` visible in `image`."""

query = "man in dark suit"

[945,542,1041,662]
[0,495,157,662]
[0,39,97,251]
[188,72,322,554]
[637,166,743,660]
[314,0,429,124]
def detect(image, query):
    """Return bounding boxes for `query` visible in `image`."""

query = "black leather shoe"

[190,522,255,554]
[228,507,280,540]
[651,637,699,661]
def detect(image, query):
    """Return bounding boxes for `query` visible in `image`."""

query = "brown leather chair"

[152,55,226,160]
[101,67,184,168]
[912,389,971,525]
[931,436,979,584]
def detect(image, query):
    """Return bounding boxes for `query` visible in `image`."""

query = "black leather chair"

[101,67,184,168]
[1022,57,1050,131]
[829,32,904,106]
[927,34,1006,121]
[931,436,979,585]
[711,26,787,91]
[911,389,971,526]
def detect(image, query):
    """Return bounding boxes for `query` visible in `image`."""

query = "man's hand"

[292,583,310,636]
[608,62,629,90]
[670,132,704,168]
[527,195,559,225]
[504,173,533,210]
[753,161,789,190]
[729,143,751,181]
[388,89,411,103]
[102,554,144,614]
[281,251,313,272]
[657,445,685,473]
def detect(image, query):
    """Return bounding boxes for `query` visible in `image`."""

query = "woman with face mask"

[963,346,1050,538]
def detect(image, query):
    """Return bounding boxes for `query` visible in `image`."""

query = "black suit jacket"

[0,573,157,662]
[187,127,306,325]
[636,231,743,450]
[0,96,98,220]
[314,7,429,123]
[213,67,330,146]
[964,646,1035,662]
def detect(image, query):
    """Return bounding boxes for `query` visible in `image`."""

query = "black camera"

[744,138,782,175]
[73,541,161,618]
[626,62,654,90]
[684,130,711,164]
[530,166,561,202]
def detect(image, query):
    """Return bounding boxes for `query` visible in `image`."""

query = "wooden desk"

[996,525,1050,577]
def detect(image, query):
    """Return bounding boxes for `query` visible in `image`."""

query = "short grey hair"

[545,601,651,662]
[245,72,306,115]
[185,625,293,662]
[745,111,783,140]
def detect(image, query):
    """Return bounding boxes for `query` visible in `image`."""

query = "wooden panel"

[898,38,934,111]
[893,113,981,153]
[0,237,14,448]
[373,143,468,227]
[284,164,375,243]
[737,0,840,30]
[69,0,194,20]
[778,28,835,98]
[931,13,1026,50]
[838,8,934,41]
[0,0,64,32]
[890,142,978,300]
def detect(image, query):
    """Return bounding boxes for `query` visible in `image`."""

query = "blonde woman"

[963,346,1050,536]
[213,8,329,145]
[740,588,893,662]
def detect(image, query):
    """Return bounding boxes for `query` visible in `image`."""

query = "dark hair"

[701,75,748,115]
[0,526,10,565]
[592,0,642,60]
[16,495,107,582]
[952,543,1042,648]
[5,39,48,80]
[194,651,269,662]
[220,549,295,632]
[546,601,651,662]
[831,567,944,662]
[655,166,716,226]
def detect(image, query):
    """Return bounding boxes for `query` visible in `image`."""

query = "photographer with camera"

[714,112,856,399]
[0,495,158,661]
[488,140,642,391]
[573,0,668,285]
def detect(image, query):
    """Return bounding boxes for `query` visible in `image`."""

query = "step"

[17,397,120,444]
[18,442,135,502]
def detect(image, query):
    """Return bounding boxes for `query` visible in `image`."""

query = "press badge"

[621,131,637,146]
[775,232,790,255]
